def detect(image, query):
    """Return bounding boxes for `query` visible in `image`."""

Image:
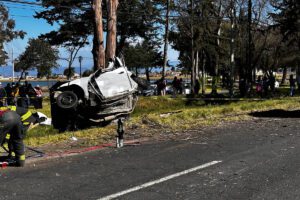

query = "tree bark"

[93,0,105,70]
[201,50,206,95]
[211,0,222,95]
[106,0,119,61]
[281,66,287,85]
[195,50,199,79]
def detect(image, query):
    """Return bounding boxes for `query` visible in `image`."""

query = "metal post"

[116,118,124,148]
[162,0,170,79]
[12,47,14,82]
[78,56,83,78]
[248,0,252,83]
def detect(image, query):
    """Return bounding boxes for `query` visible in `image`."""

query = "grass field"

[24,94,300,147]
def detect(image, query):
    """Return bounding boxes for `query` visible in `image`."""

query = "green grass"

[25,95,300,147]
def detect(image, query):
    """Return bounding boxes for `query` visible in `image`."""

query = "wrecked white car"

[50,57,140,132]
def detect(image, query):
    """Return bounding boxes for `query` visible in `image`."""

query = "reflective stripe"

[0,106,16,111]
[3,142,8,150]
[5,133,10,140]
[21,111,32,122]
[23,122,30,125]
[19,155,25,161]
[9,106,17,111]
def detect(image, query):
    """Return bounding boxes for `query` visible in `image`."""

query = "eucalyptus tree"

[36,0,161,71]
[15,38,59,80]
[271,0,300,80]
[0,3,25,65]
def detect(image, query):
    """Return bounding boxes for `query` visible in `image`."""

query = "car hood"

[58,77,90,97]
[57,67,138,100]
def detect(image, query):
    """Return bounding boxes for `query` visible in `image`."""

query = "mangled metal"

[50,57,139,132]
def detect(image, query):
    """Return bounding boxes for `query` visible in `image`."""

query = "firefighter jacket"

[0,106,36,127]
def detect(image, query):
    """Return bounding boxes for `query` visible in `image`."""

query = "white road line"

[98,160,222,200]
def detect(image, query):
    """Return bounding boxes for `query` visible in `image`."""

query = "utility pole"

[191,0,195,93]
[162,0,170,80]
[229,0,236,97]
[248,0,252,84]
[78,56,83,78]
[11,47,14,83]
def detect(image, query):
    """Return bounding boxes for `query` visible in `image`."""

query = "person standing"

[34,85,43,109]
[0,109,26,167]
[172,76,178,98]
[161,79,167,96]
[12,83,20,106]
[4,83,13,106]
[27,83,36,106]
[0,83,7,106]
[269,74,276,95]
[290,74,296,96]
[194,79,200,95]
[24,81,30,107]
[157,78,167,96]
[256,76,263,97]
[178,78,183,94]
[18,82,27,108]
[262,76,269,97]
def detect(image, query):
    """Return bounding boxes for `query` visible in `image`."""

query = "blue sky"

[1,1,179,77]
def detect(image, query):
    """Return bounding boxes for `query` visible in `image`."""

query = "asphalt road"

[1,112,300,200]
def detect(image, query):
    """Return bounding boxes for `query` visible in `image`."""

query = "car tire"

[56,91,78,109]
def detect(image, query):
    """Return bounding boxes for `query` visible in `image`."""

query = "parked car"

[141,84,157,96]
[50,57,139,132]
[183,81,191,94]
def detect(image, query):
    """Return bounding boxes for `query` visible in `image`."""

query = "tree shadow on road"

[249,110,300,118]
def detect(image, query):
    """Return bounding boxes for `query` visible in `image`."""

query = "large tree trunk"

[93,0,105,70]
[211,0,222,95]
[281,66,287,85]
[211,60,218,95]
[106,0,119,61]
[195,51,199,79]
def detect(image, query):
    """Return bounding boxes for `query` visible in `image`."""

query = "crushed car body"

[50,57,139,132]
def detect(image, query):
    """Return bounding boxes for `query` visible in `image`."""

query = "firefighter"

[0,106,37,129]
[0,109,26,167]
[0,106,40,167]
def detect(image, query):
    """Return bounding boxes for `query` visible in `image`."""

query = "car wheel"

[56,91,78,109]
